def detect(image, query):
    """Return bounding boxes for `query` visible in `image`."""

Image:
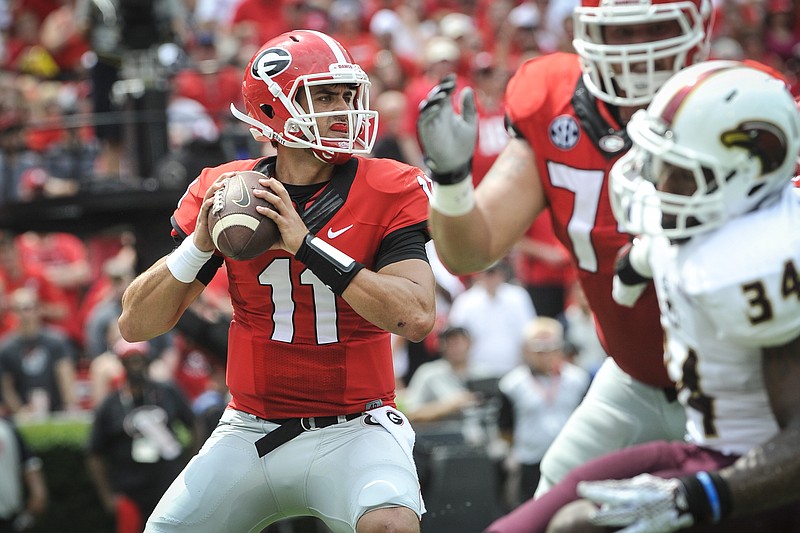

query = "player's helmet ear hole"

[260,104,275,119]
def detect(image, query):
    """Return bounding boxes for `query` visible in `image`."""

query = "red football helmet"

[573,0,714,106]
[230,30,378,165]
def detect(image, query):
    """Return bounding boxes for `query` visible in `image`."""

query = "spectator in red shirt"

[371,89,424,167]
[172,35,243,130]
[474,0,516,57]
[0,232,70,335]
[403,35,466,143]
[228,0,292,58]
[16,231,91,350]
[39,1,91,77]
[469,52,511,186]
[763,0,800,64]
[4,9,60,79]
[329,0,380,73]
[498,2,545,72]
[439,11,482,79]
[0,277,18,338]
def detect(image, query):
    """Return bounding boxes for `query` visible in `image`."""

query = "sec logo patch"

[549,115,580,150]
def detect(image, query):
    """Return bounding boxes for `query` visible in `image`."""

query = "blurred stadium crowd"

[0,0,799,531]
[0,0,798,203]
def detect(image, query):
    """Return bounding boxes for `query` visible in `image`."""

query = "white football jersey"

[649,185,800,456]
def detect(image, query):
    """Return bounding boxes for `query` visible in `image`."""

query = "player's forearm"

[720,424,800,517]
[1,374,22,412]
[719,336,800,518]
[405,402,455,423]
[55,360,77,410]
[342,261,435,342]
[119,257,204,341]
[86,455,115,508]
[428,210,497,274]
[405,394,471,423]
[24,468,47,515]
[429,138,544,274]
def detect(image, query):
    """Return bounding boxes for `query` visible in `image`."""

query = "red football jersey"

[172,156,431,418]
[506,52,671,389]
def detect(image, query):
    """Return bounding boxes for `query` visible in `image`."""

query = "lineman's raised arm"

[417,75,546,274]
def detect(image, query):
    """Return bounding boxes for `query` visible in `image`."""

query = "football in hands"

[208,170,279,260]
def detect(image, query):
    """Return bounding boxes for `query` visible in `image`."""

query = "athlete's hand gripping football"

[417,73,477,184]
[252,176,309,255]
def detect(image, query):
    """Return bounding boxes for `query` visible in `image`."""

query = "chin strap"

[230,103,307,148]
[311,147,352,166]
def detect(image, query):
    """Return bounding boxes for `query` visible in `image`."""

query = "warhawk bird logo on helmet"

[721,122,788,176]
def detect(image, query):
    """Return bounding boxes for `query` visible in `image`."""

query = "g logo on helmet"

[721,121,788,176]
[252,48,292,80]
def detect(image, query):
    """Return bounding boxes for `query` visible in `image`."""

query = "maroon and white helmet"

[610,60,800,239]
[230,30,378,165]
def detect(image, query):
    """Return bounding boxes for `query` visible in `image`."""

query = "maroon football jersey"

[173,156,431,418]
[506,52,671,389]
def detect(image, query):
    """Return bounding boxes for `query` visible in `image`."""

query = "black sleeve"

[195,254,225,285]
[8,420,36,466]
[174,310,228,364]
[374,222,430,271]
[505,114,526,140]
[164,383,197,431]
[85,401,112,454]
[497,392,515,434]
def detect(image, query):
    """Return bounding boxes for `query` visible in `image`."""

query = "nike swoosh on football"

[233,174,251,208]
[327,224,354,238]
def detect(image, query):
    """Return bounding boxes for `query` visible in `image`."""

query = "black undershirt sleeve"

[374,221,430,272]
[169,214,428,283]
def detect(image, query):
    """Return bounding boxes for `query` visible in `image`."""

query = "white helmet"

[573,0,713,106]
[610,60,800,239]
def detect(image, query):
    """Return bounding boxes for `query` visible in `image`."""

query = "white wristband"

[166,236,214,284]
[430,178,475,217]
[612,275,647,308]
[629,235,654,278]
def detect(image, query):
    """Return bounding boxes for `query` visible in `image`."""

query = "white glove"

[578,474,695,533]
[416,74,477,182]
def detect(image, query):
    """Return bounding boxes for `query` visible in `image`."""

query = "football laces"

[211,178,229,215]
